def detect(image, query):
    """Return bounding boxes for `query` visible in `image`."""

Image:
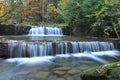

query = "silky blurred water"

[0,35,119,80]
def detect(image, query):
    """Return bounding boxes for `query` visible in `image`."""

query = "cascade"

[7,41,115,57]
[2,25,119,65]
[28,26,63,35]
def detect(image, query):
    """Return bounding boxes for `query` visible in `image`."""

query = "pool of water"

[0,50,120,80]
[0,35,103,42]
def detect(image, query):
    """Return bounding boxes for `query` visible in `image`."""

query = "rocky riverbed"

[0,56,120,80]
[0,57,102,80]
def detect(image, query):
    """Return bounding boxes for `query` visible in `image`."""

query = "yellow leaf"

[96,68,104,73]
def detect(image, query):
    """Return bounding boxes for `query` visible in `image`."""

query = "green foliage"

[57,0,99,32]
[57,0,120,38]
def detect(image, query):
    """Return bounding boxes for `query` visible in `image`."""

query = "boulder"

[80,62,120,80]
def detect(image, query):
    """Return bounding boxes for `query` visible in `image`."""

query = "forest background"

[0,0,120,38]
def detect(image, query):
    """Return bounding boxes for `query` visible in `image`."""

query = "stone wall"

[62,27,73,35]
[0,24,72,35]
[0,42,8,58]
[0,24,31,35]
[113,39,120,50]
[62,27,94,36]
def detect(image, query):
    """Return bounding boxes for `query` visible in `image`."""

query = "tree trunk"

[114,27,120,39]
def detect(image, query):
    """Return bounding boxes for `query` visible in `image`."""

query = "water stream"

[28,26,63,36]
[0,26,120,80]
[7,41,115,57]
[1,26,119,63]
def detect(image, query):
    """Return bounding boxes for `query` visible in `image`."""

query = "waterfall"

[79,42,115,52]
[28,26,63,35]
[7,41,116,57]
[8,40,27,57]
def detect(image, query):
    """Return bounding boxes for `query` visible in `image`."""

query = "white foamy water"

[5,56,54,66]
[72,50,119,57]
[7,41,116,57]
[92,50,120,57]
[5,50,120,66]
[28,26,63,36]
[73,54,108,63]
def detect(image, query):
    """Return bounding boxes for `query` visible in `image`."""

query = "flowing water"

[0,26,119,63]
[0,26,120,80]
[29,26,63,36]
[7,41,115,57]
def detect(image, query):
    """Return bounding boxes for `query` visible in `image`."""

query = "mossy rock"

[107,67,120,80]
[81,62,120,80]
[81,66,107,80]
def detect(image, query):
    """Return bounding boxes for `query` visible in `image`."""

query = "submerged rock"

[67,69,82,75]
[53,71,66,76]
[53,67,71,71]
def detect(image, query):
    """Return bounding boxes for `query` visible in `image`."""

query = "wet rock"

[35,71,50,79]
[80,62,120,80]
[51,63,64,69]
[53,71,66,76]
[48,75,65,80]
[11,71,50,80]
[67,42,73,53]
[72,74,82,80]
[53,67,71,76]
[81,75,108,80]
[56,78,65,80]
[113,39,120,50]
[80,66,108,80]
[0,42,8,58]
[64,75,74,80]
[47,75,57,80]
[67,69,81,75]
[53,67,71,71]
[15,71,30,75]
[107,67,120,80]
[62,26,73,35]
[64,74,82,80]
[0,24,31,35]
[11,74,33,80]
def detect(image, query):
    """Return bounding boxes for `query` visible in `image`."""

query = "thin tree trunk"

[114,27,120,39]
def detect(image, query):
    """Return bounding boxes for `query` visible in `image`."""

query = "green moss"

[102,63,117,71]
[81,62,120,80]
